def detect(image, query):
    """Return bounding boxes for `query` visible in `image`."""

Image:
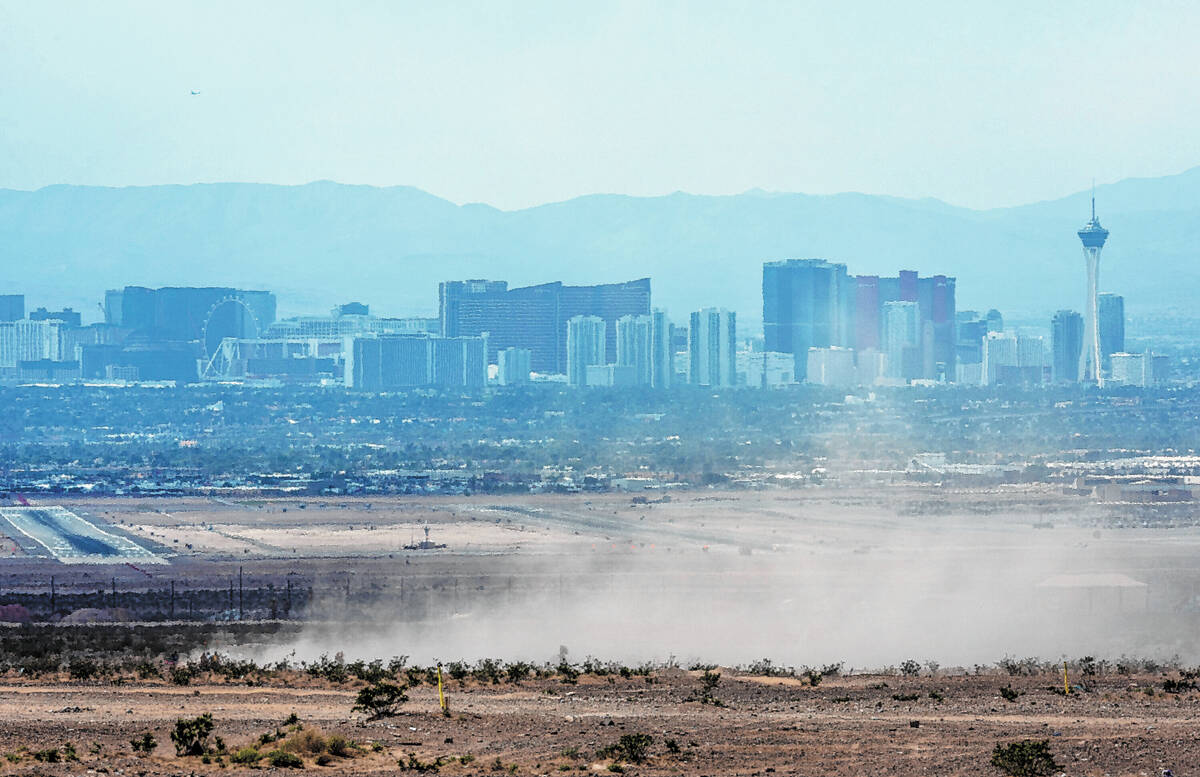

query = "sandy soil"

[0,670,1195,776]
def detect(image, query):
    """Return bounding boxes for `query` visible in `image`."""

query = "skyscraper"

[650,309,674,389]
[763,259,852,381]
[689,308,736,387]
[1098,293,1125,373]
[882,301,920,380]
[0,295,24,322]
[1077,197,1110,384]
[615,314,653,386]
[1051,310,1084,383]
[566,315,606,387]
[439,278,650,373]
[496,347,532,386]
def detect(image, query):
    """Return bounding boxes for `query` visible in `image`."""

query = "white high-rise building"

[688,308,736,387]
[0,319,61,368]
[616,314,653,386]
[806,347,856,387]
[650,309,674,389]
[982,331,1017,386]
[566,315,606,387]
[497,347,532,386]
[882,301,919,380]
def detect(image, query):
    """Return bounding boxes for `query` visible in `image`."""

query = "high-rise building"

[806,347,856,387]
[1110,352,1167,388]
[432,336,488,388]
[29,307,82,328]
[0,319,61,368]
[650,309,674,389]
[0,295,25,322]
[1077,197,1110,384]
[496,347,532,386]
[440,278,650,374]
[615,314,653,386]
[882,301,920,380]
[345,333,486,390]
[855,271,956,380]
[738,351,795,387]
[689,308,736,387]
[1051,310,1084,383]
[985,309,1003,332]
[1098,293,1125,373]
[118,286,276,347]
[763,259,852,380]
[982,332,1016,386]
[566,315,606,387]
[983,332,1046,386]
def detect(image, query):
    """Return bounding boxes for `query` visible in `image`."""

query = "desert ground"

[3,485,1200,774]
[0,666,1198,776]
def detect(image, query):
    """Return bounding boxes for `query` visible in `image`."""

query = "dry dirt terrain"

[0,669,1196,776]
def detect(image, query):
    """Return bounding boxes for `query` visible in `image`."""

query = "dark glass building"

[0,295,24,322]
[439,278,651,373]
[1051,310,1084,383]
[1098,293,1124,372]
[763,259,853,380]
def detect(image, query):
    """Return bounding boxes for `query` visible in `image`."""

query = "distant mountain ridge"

[3,169,1199,325]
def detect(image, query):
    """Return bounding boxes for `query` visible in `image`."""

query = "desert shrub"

[316,754,333,766]
[446,661,469,682]
[353,680,408,719]
[32,748,60,763]
[231,747,261,765]
[62,742,78,761]
[505,661,534,683]
[614,733,653,764]
[135,660,161,679]
[326,735,352,758]
[281,729,327,755]
[1162,677,1196,694]
[892,693,919,702]
[899,659,921,677]
[69,657,101,680]
[170,713,215,756]
[664,738,680,754]
[130,732,158,757]
[990,740,1060,777]
[999,685,1021,702]
[556,660,580,684]
[170,664,196,686]
[473,658,503,684]
[306,654,349,683]
[268,749,304,768]
[348,658,391,683]
[803,669,823,687]
[399,752,446,772]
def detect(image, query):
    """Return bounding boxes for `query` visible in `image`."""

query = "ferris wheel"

[200,296,261,379]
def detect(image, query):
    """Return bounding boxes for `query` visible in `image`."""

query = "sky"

[2,0,1198,210]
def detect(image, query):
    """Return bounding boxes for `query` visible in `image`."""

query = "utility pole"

[238,566,244,620]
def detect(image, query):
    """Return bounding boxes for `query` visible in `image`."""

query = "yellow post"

[437,663,448,715]
[1062,661,1069,695]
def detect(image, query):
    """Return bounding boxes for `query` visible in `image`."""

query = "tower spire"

[1091,179,1096,220]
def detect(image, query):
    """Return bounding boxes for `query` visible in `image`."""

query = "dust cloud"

[256,514,1195,670]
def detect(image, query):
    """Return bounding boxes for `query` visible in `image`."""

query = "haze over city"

[4,3,1200,776]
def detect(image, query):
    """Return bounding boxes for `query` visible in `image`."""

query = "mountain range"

[3,168,1198,326]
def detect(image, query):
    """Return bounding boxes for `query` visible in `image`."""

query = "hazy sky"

[2,0,1198,210]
